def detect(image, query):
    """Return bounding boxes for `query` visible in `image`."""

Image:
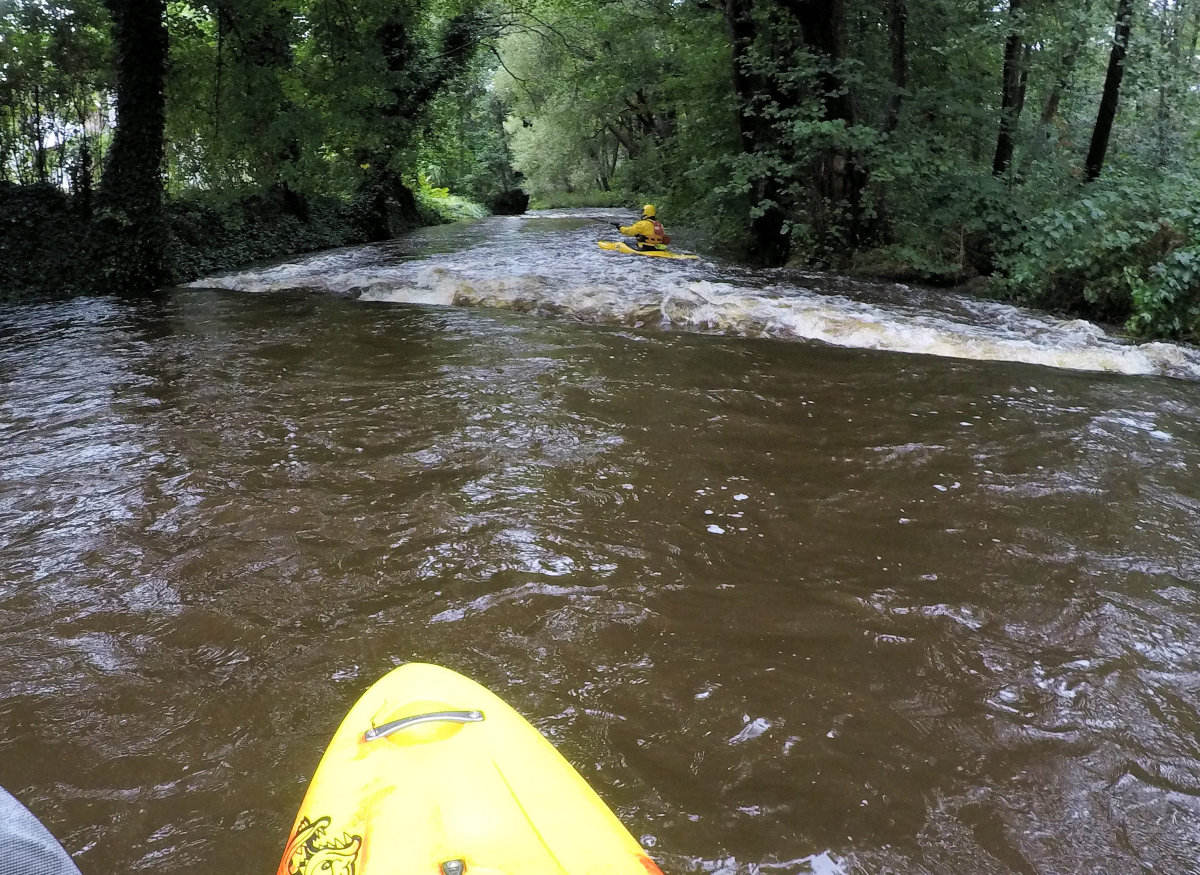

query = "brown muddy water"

[4,211,1200,874]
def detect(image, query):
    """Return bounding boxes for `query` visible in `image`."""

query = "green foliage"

[163,0,504,202]
[0,182,87,299]
[994,170,1200,339]
[414,175,489,223]
[861,134,1020,281]
[0,0,112,188]
[418,60,525,210]
[163,191,373,284]
[3,0,507,294]
[1128,242,1200,340]
[524,190,623,209]
[493,0,737,217]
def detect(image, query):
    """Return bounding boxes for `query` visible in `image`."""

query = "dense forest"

[4,0,1200,339]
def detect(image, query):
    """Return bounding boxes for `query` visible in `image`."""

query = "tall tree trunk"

[724,0,790,265]
[1184,0,1200,69]
[1040,45,1079,125]
[1084,0,1135,181]
[213,18,224,150]
[723,0,867,263]
[992,0,1024,177]
[781,0,853,121]
[94,0,169,292]
[883,0,907,133]
[74,140,93,221]
[32,83,48,183]
[781,0,868,250]
[1015,44,1032,119]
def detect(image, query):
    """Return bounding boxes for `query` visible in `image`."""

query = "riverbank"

[0,181,495,303]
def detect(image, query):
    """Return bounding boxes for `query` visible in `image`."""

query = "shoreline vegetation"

[5,0,1200,341]
[0,177,504,300]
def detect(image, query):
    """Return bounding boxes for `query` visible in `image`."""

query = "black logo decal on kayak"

[279,815,362,875]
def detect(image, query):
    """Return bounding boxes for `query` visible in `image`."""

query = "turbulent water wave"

[189,212,1200,381]
[357,269,1200,380]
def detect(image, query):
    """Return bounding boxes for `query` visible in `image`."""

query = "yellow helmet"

[642,204,656,218]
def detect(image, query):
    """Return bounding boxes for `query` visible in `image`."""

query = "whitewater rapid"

[189,209,1200,381]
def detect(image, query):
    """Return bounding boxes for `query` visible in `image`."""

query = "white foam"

[187,214,1200,381]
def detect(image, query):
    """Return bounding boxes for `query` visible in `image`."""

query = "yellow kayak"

[277,662,663,875]
[597,240,699,260]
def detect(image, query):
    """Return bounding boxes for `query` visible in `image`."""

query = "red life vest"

[645,220,670,245]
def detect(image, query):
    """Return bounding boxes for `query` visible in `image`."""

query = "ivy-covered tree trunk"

[1084,0,1135,181]
[349,9,481,239]
[93,0,168,293]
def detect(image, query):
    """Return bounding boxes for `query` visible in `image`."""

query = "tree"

[724,0,791,264]
[1038,0,1095,130]
[494,0,733,210]
[93,0,169,291]
[992,0,1024,177]
[781,0,870,251]
[211,0,306,208]
[720,0,872,264]
[1084,0,1135,181]
[0,1,111,189]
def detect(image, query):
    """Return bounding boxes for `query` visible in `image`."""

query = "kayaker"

[611,205,670,252]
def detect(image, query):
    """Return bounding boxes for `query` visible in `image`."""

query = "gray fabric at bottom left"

[0,786,82,875]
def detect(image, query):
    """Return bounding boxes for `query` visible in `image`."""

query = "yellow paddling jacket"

[618,218,669,246]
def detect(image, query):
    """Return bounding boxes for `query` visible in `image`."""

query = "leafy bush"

[860,138,1020,282]
[164,192,368,285]
[1126,240,1200,339]
[414,176,489,223]
[0,183,88,300]
[993,170,1200,339]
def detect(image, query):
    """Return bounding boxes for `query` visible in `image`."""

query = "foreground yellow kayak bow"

[277,663,664,875]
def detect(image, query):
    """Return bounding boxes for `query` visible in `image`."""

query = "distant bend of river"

[2,209,1200,874]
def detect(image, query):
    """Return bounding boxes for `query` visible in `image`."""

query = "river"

[3,209,1200,874]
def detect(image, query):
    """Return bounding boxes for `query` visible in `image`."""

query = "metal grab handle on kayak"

[364,710,485,741]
